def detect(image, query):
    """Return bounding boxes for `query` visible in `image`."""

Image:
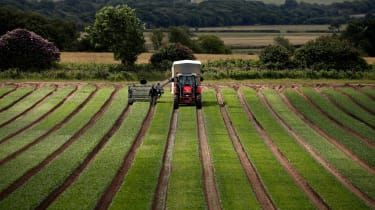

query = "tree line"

[0,0,374,28]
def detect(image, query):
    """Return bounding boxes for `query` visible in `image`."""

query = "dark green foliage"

[294,36,369,71]
[150,43,196,70]
[342,16,375,56]
[260,45,291,70]
[151,29,164,50]
[88,5,145,66]
[1,0,374,27]
[0,29,60,70]
[0,7,78,50]
[197,35,231,54]
[274,36,295,54]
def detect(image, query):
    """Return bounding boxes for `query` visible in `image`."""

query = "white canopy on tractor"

[171,60,202,93]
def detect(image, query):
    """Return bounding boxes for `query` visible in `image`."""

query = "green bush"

[294,36,369,71]
[259,45,291,70]
[0,29,60,70]
[150,43,196,70]
[197,35,231,54]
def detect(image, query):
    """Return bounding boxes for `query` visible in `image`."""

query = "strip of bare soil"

[0,84,37,113]
[94,105,156,210]
[152,109,178,210]
[0,85,18,100]
[355,86,375,101]
[237,89,329,210]
[196,108,222,210]
[302,88,375,149]
[336,88,375,116]
[279,90,375,176]
[0,84,58,129]
[0,86,118,201]
[36,104,132,209]
[261,90,375,208]
[216,89,276,210]
[0,85,97,166]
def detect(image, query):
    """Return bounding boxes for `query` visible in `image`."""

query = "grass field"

[0,82,374,209]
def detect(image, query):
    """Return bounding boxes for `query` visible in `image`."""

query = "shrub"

[294,36,369,71]
[197,35,231,54]
[0,28,60,70]
[150,43,196,70]
[259,45,291,70]
[274,36,295,54]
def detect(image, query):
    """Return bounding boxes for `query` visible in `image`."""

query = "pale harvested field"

[60,52,374,64]
[196,25,332,32]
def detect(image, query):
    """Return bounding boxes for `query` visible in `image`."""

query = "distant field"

[145,25,335,53]
[246,0,354,5]
[60,52,374,64]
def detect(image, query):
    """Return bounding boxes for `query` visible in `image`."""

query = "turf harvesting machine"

[128,60,204,109]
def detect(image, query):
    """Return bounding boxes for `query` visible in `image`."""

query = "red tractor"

[171,60,203,109]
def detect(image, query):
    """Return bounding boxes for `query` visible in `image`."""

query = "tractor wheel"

[196,97,202,109]
[173,96,179,109]
[128,99,133,105]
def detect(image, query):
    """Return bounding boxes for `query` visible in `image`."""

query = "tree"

[259,45,291,70]
[151,29,164,50]
[0,29,60,70]
[274,36,294,54]
[168,27,195,49]
[88,5,145,66]
[294,36,368,71]
[342,16,375,56]
[197,35,231,54]
[150,43,195,70]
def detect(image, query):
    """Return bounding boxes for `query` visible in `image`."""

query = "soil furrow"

[279,91,375,175]
[238,89,329,210]
[95,105,156,210]
[216,89,276,210]
[0,86,117,201]
[36,104,132,209]
[0,84,37,113]
[196,108,222,210]
[261,90,375,208]
[0,85,97,166]
[302,88,375,149]
[356,87,375,101]
[336,88,375,116]
[152,109,178,210]
[317,89,375,131]
[0,84,58,129]
[0,85,18,100]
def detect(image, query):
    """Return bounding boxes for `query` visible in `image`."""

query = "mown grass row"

[108,93,172,210]
[0,87,115,209]
[50,103,149,210]
[243,87,368,209]
[262,88,375,198]
[0,86,33,110]
[221,88,314,209]
[340,88,375,113]
[166,106,206,210]
[0,86,54,125]
[203,89,260,209]
[0,86,74,141]
[361,87,375,98]
[302,87,375,143]
[0,86,14,97]
[320,87,375,128]
[285,89,375,167]
[0,85,95,162]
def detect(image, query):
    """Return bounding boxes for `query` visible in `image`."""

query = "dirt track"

[0,86,117,201]
[197,109,222,210]
[336,88,375,116]
[237,89,329,210]
[0,84,36,113]
[260,90,375,208]
[152,110,178,210]
[0,85,17,99]
[95,105,155,210]
[216,89,276,210]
